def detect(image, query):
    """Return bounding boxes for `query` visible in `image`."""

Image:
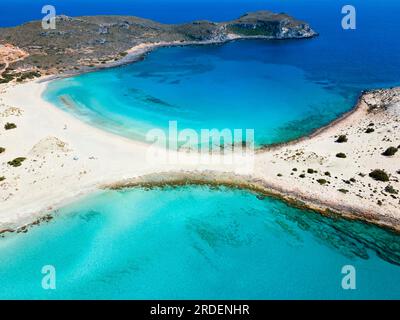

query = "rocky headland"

[0,11,316,81]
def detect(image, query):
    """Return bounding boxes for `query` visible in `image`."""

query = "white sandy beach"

[0,79,252,230]
[0,78,399,232]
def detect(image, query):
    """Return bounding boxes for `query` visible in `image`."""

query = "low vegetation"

[382,147,398,156]
[365,128,375,133]
[317,179,327,185]
[0,73,15,84]
[15,71,41,82]
[335,135,348,143]
[0,147,5,154]
[7,157,26,167]
[4,122,17,130]
[0,176,5,182]
[385,185,398,194]
[369,169,390,182]
[338,189,349,194]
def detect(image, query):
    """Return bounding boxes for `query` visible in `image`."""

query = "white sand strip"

[0,80,399,232]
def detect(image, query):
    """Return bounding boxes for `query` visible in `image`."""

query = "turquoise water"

[42,0,400,146]
[44,42,358,146]
[1,186,400,300]
[3,0,400,299]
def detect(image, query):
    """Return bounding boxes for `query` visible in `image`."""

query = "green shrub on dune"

[385,185,398,194]
[369,169,390,182]
[335,135,348,143]
[4,123,17,130]
[7,157,26,167]
[382,147,398,157]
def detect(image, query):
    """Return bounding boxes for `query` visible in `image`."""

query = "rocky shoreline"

[0,11,316,83]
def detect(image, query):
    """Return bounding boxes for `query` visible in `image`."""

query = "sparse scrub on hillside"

[385,185,398,194]
[4,122,17,130]
[369,169,389,182]
[335,135,348,143]
[7,157,26,167]
[382,147,398,156]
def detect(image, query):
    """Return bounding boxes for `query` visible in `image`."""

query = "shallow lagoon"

[42,0,400,147]
[44,41,358,146]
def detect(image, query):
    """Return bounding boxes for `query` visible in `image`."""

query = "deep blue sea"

[1,0,400,299]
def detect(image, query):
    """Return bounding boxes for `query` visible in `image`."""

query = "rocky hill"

[0,11,316,81]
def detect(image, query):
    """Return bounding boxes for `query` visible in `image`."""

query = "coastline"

[256,93,366,153]
[36,33,303,84]
[102,86,400,233]
[0,73,399,234]
[103,171,400,233]
[1,32,400,234]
